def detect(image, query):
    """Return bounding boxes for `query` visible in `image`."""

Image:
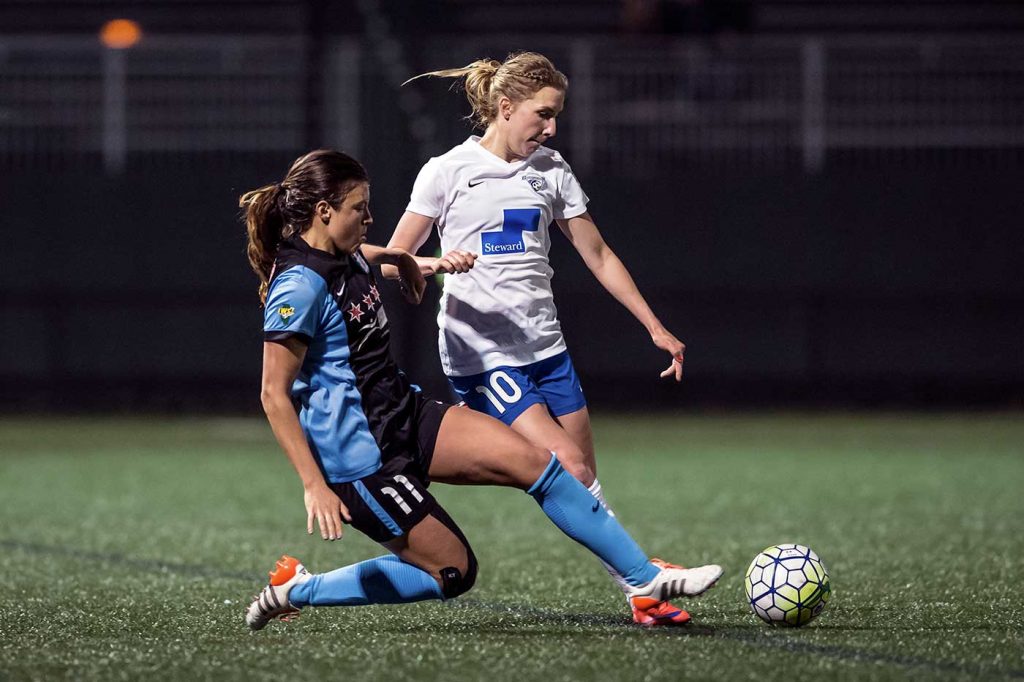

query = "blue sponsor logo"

[481,208,540,256]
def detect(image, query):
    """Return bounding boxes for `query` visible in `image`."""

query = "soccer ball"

[744,544,831,626]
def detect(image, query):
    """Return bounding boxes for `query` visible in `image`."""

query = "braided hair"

[405,52,567,129]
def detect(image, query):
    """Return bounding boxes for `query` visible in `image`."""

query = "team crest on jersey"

[522,174,548,193]
[278,304,295,322]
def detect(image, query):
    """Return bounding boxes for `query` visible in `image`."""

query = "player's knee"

[523,443,553,468]
[512,443,553,483]
[439,548,478,599]
[553,444,595,487]
[561,461,595,487]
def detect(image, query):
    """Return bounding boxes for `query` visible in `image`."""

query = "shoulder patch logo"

[522,174,548,193]
[278,304,295,322]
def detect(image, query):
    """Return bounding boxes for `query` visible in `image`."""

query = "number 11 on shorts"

[474,370,523,414]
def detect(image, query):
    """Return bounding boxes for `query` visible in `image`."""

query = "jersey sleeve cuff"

[264,330,312,344]
[404,202,439,219]
[555,205,589,221]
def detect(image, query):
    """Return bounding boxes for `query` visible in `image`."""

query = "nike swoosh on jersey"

[468,179,484,188]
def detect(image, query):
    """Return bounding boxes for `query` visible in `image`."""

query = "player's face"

[326,182,372,254]
[507,86,564,157]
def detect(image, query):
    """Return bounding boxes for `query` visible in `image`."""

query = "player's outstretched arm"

[360,245,427,304]
[383,211,478,279]
[262,337,352,539]
[382,211,439,278]
[557,212,685,381]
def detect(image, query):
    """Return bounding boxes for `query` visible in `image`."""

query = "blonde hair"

[240,150,368,304]
[406,52,568,128]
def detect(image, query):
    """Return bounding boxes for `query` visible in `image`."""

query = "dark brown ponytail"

[240,150,369,304]
[240,182,285,304]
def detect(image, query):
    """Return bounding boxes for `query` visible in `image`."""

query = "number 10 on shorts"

[474,371,523,414]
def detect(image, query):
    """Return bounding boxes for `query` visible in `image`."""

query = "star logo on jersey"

[369,285,380,302]
[278,305,295,322]
[347,302,365,322]
[362,294,374,308]
[522,174,547,193]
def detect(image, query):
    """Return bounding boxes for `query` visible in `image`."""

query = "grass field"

[1,413,1022,681]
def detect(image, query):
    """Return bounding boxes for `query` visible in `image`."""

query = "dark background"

[1,0,1022,412]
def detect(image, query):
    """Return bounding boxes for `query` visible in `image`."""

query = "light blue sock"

[528,455,659,587]
[289,554,443,607]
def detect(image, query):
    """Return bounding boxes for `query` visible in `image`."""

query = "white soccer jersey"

[406,136,590,376]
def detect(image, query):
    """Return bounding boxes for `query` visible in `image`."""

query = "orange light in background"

[100,19,142,49]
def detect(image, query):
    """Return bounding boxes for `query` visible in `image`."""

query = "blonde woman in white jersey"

[384,52,691,627]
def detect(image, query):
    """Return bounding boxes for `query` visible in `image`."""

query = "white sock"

[587,479,615,517]
[588,478,631,592]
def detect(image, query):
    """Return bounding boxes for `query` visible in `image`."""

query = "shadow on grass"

[449,598,1024,679]
[6,538,1022,679]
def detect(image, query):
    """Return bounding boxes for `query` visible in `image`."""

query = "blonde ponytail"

[405,52,567,129]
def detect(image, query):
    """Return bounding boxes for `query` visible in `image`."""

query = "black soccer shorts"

[329,394,451,542]
[330,455,438,542]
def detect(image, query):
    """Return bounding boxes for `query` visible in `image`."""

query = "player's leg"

[246,469,476,630]
[550,406,614,516]
[507,403,660,609]
[288,510,477,608]
[528,352,597,487]
[536,353,692,626]
[449,358,594,485]
[551,406,595,471]
[428,406,723,600]
[245,516,470,629]
[510,404,595,486]
[427,403,551,488]
[448,358,702,624]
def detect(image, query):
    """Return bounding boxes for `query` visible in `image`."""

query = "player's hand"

[304,481,352,541]
[396,251,427,305]
[652,328,686,382]
[430,249,477,275]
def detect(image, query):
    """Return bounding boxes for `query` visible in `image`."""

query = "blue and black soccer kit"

[262,237,670,606]
[263,236,463,546]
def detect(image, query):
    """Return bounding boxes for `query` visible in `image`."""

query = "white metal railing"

[0,35,361,172]
[425,34,1024,173]
[1,34,1022,174]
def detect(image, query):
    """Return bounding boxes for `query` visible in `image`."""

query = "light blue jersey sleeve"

[263,266,325,343]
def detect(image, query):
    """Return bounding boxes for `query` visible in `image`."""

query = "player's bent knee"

[563,462,595,487]
[514,444,554,483]
[552,445,595,486]
[439,549,478,599]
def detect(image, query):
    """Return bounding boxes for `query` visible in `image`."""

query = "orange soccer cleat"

[630,559,691,626]
[245,554,312,631]
[632,599,692,626]
[625,557,723,615]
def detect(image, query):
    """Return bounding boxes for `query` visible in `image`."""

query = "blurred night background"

[1,0,1022,414]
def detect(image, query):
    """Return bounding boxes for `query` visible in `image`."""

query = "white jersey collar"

[464,135,535,170]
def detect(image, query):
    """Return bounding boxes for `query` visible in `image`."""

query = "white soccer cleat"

[626,562,724,611]
[245,555,312,631]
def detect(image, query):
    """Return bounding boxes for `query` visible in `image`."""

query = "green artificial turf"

[1,414,1022,681]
